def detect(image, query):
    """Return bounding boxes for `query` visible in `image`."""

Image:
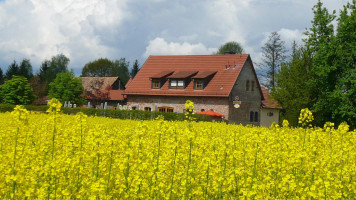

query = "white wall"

[260,108,280,127]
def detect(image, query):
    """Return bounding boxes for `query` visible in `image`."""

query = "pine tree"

[5,61,19,80]
[131,59,140,79]
[18,59,33,79]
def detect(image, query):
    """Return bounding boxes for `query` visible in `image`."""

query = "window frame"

[144,107,151,111]
[152,79,161,89]
[246,80,250,91]
[170,79,185,89]
[194,79,203,90]
[158,106,174,112]
[251,81,255,91]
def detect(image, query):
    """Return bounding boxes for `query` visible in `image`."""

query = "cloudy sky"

[0,0,349,75]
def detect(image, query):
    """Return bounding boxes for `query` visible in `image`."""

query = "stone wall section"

[228,59,262,125]
[127,95,230,119]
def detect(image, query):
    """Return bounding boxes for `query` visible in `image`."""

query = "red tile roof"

[261,87,282,109]
[167,71,198,78]
[193,71,217,79]
[150,71,174,78]
[124,54,251,97]
[101,90,125,101]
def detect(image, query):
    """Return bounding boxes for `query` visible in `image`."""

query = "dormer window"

[150,71,174,89]
[194,80,203,90]
[170,79,185,89]
[192,71,217,90]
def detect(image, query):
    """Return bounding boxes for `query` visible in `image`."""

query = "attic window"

[246,80,250,91]
[194,80,203,90]
[170,79,184,89]
[251,81,255,91]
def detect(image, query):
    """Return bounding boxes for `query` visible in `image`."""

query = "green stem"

[185,138,193,199]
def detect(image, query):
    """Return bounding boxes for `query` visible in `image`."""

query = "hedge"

[0,104,212,122]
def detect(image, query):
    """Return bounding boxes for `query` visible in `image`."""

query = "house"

[260,87,282,127]
[81,77,126,109]
[124,54,281,126]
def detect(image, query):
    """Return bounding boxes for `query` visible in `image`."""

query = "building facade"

[124,54,280,126]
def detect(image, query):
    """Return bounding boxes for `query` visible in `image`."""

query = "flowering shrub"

[298,108,314,127]
[0,106,355,199]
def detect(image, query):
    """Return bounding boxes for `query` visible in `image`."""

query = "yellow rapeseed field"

[0,101,355,199]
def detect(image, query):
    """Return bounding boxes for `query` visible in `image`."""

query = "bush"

[0,104,211,122]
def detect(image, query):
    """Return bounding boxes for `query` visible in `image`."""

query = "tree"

[39,54,69,84]
[113,58,130,84]
[5,61,19,80]
[18,59,33,79]
[259,32,286,91]
[131,59,140,79]
[304,0,338,127]
[215,41,244,54]
[0,76,35,105]
[304,0,355,128]
[30,75,48,99]
[81,58,114,77]
[331,0,356,129]
[272,44,313,126]
[48,71,85,105]
[81,58,130,84]
[0,68,4,84]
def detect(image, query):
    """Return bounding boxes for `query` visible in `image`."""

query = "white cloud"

[143,37,217,58]
[0,0,129,70]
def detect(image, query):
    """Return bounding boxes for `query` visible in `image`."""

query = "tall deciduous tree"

[215,41,244,54]
[272,44,313,126]
[18,59,33,79]
[5,61,19,80]
[131,59,140,79]
[49,71,85,105]
[260,32,286,91]
[304,0,337,127]
[331,0,356,128]
[81,58,130,84]
[0,76,35,105]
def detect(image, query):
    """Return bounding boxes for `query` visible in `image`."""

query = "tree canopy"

[0,76,35,105]
[18,59,33,79]
[81,58,130,84]
[5,61,19,80]
[48,71,85,106]
[39,54,69,84]
[272,0,355,129]
[215,41,244,54]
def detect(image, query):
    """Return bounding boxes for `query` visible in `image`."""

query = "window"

[201,109,205,112]
[170,79,184,89]
[246,80,250,91]
[195,80,203,90]
[158,107,174,112]
[254,112,258,122]
[251,81,255,91]
[152,79,160,89]
[132,106,137,110]
[250,111,259,122]
[144,107,151,111]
